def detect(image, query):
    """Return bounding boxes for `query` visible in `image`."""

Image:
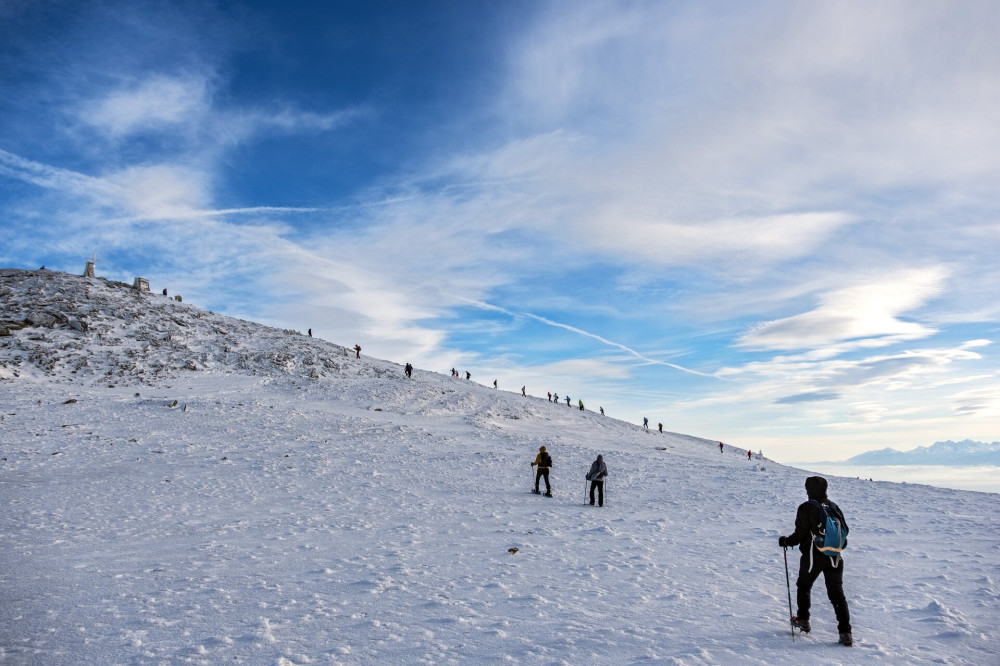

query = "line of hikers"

[440,367,606,416]
[545,392,592,412]
[337,349,603,419]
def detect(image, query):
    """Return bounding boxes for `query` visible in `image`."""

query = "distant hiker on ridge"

[548,392,552,402]
[719,442,724,453]
[565,395,571,406]
[578,399,584,411]
[748,450,753,460]
[778,476,853,647]
[354,344,361,359]
[586,454,608,506]
[466,371,471,380]
[599,407,604,416]
[522,386,526,396]
[308,328,312,337]
[494,379,498,389]
[404,363,413,378]
[658,422,663,433]
[531,446,553,497]
[643,417,648,429]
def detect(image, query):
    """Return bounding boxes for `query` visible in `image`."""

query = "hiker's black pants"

[589,480,604,506]
[535,468,550,493]
[797,551,851,633]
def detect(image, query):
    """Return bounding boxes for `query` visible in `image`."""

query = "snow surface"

[2,269,1000,664]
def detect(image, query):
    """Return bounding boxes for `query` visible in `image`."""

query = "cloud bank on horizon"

[1,0,998,460]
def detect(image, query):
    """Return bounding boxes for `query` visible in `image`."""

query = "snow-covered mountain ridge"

[846,440,1000,466]
[0,268,553,427]
[0,268,361,385]
[2,268,999,664]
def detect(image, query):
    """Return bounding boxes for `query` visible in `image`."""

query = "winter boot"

[544,491,552,497]
[838,632,853,647]
[532,488,541,495]
[790,616,810,633]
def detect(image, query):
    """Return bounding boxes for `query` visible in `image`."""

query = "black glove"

[778,536,790,548]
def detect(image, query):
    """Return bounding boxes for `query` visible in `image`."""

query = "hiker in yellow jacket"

[531,446,553,496]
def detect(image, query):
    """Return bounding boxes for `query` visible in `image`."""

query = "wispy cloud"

[78,75,210,138]
[775,391,841,405]
[951,386,1000,417]
[738,268,948,351]
[0,148,122,202]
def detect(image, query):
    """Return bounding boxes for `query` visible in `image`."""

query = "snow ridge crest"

[0,268,356,385]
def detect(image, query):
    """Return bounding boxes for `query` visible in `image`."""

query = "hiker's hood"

[805,476,828,500]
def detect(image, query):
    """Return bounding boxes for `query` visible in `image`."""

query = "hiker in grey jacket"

[586,454,608,506]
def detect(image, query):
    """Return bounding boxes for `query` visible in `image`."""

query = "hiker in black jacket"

[779,476,853,646]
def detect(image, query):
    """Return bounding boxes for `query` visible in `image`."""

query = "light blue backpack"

[809,500,847,568]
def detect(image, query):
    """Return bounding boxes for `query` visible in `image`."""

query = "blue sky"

[2,0,999,462]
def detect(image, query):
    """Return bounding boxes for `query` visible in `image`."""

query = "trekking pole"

[584,479,588,506]
[783,546,795,641]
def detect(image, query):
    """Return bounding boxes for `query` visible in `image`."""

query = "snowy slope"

[2,269,999,665]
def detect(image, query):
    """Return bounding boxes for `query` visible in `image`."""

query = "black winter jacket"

[784,498,849,555]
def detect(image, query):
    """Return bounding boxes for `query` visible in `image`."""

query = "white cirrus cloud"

[108,164,212,219]
[738,267,948,351]
[584,210,853,267]
[951,386,1000,417]
[78,75,210,138]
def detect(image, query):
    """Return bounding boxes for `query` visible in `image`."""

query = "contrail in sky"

[457,297,718,379]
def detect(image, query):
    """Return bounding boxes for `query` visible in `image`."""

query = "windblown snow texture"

[2,269,999,664]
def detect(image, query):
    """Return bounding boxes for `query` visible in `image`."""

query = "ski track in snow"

[2,269,999,665]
